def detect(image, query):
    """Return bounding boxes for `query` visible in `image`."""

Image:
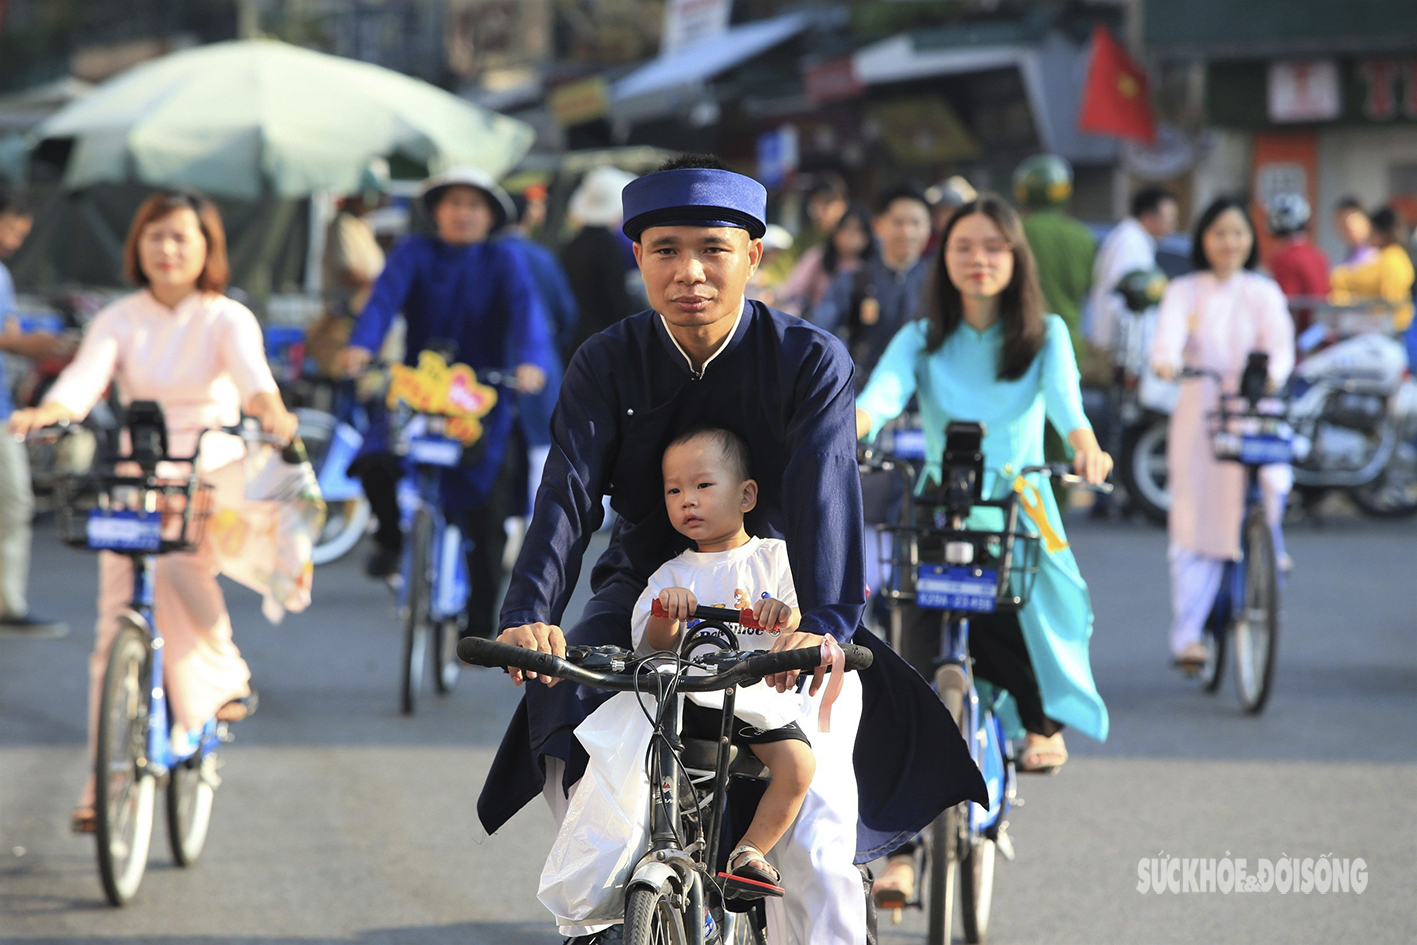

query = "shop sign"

[804,56,863,105]
[756,125,799,191]
[1121,124,1199,181]
[549,77,610,127]
[1267,60,1341,123]
[661,0,732,55]
[1356,58,1417,120]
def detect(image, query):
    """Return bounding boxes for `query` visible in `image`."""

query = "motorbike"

[1117,300,1417,522]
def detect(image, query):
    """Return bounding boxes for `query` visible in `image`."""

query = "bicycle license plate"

[407,436,462,468]
[1238,434,1293,465]
[917,565,997,613]
[87,509,162,552]
[892,428,926,461]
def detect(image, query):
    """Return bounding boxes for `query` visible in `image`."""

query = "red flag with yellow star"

[1078,24,1156,145]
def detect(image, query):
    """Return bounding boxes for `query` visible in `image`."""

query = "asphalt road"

[1,509,1414,944]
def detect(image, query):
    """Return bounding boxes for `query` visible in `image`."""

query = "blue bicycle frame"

[125,555,222,773]
[398,427,470,624]
[316,415,366,505]
[934,613,1014,836]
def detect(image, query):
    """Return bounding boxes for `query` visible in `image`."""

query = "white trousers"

[0,433,33,617]
[546,674,867,944]
[1167,544,1224,654]
[1168,481,1288,656]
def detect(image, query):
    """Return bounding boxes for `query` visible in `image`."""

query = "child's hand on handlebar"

[656,587,698,622]
[497,622,568,686]
[751,597,796,634]
[765,630,827,695]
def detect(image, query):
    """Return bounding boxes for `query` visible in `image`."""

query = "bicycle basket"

[57,473,215,554]
[392,411,474,468]
[1207,395,1295,466]
[903,517,1042,613]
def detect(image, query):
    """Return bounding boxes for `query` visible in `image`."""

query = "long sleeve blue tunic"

[857,315,1110,741]
[480,301,988,862]
[349,234,556,508]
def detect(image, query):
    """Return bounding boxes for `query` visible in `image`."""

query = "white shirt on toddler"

[631,536,802,732]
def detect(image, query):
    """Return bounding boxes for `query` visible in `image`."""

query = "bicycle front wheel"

[959,834,997,943]
[94,619,157,906]
[432,614,463,694]
[929,664,968,944]
[1235,508,1279,713]
[166,752,216,866]
[1199,617,1227,693]
[311,496,371,565]
[399,507,434,715]
[927,806,961,945]
[624,876,691,945]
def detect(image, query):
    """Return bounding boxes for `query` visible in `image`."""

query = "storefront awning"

[851,29,1118,165]
[611,12,814,125]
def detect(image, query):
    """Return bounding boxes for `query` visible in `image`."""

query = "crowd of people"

[2,146,1415,944]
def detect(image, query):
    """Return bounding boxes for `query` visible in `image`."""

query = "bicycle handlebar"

[1019,462,1115,495]
[456,636,873,692]
[650,600,767,630]
[23,420,297,464]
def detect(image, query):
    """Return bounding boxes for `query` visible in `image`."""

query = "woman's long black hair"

[821,204,875,275]
[924,193,1046,380]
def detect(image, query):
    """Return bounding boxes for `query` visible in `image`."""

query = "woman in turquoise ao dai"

[855,195,1111,903]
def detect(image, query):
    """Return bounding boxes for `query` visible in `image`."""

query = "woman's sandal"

[1018,733,1068,775]
[1172,642,1209,676]
[871,856,915,908]
[70,805,96,835]
[718,844,784,899]
[216,690,258,723]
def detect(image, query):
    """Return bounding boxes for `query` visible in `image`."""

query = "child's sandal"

[718,843,785,899]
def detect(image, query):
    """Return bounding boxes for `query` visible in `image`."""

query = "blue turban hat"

[621,168,768,241]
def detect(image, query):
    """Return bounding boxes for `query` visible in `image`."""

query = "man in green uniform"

[1015,154,1097,503]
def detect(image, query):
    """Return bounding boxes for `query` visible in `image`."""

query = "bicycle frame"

[636,686,716,945]
[127,554,222,777]
[399,463,470,621]
[936,614,1012,835]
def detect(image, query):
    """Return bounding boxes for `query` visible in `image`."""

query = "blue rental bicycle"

[391,402,469,715]
[1183,353,1292,714]
[389,366,518,714]
[867,420,1110,944]
[48,402,287,905]
[294,378,373,566]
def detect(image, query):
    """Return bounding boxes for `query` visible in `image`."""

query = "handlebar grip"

[839,643,872,671]
[739,643,873,677]
[456,636,567,676]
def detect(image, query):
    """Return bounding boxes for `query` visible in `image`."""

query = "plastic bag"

[538,690,656,926]
[208,438,325,623]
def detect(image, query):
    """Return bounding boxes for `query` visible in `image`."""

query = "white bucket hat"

[568,166,637,228]
[418,167,515,229]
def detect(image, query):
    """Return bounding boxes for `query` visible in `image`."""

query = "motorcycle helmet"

[1116,267,1168,312]
[1012,154,1073,209]
[1266,193,1311,237]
